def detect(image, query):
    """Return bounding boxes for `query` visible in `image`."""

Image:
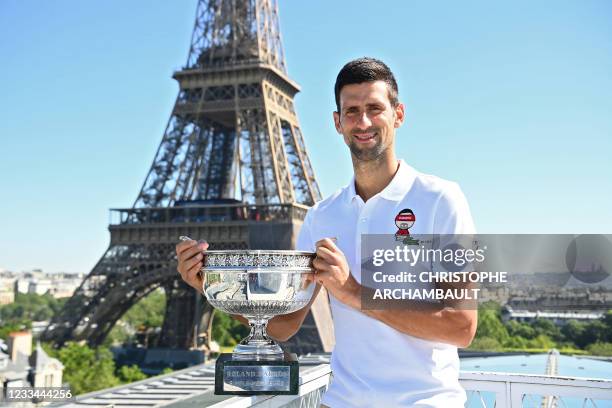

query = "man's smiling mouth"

[353,132,377,142]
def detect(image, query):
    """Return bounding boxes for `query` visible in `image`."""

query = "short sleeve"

[433,182,476,235]
[296,209,315,251]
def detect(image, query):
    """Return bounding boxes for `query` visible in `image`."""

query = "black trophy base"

[214,352,299,395]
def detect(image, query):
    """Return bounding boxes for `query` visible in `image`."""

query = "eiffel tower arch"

[42,0,334,354]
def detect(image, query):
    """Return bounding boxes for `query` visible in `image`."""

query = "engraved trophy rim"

[202,267,313,272]
[203,249,315,256]
[202,249,316,272]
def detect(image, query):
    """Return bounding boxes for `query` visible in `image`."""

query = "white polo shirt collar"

[346,159,417,203]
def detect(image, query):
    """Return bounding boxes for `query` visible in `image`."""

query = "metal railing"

[109,203,309,226]
[461,371,612,408]
[214,369,612,407]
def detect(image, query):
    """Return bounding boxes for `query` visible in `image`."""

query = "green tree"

[121,289,166,329]
[212,310,249,346]
[0,293,66,322]
[586,342,612,356]
[0,293,68,341]
[479,300,502,313]
[117,365,147,383]
[561,320,586,347]
[532,318,563,342]
[469,336,502,351]
[526,334,556,349]
[104,324,131,347]
[506,320,536,339]
[102,289,166,347]
[605,310,612,342]
[581,320,608,346]
[504,335,528,349]
[55,342,119,395]
[476,309,509,344]
[0,320,31,339]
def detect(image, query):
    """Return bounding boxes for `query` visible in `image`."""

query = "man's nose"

[355,111,372,129]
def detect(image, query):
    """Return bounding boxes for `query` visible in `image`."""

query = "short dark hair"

[334,57,399,112]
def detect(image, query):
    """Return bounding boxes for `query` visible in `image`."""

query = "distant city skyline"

[1,0,611,273]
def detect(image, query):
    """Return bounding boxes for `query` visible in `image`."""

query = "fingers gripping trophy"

[176,236,317,395]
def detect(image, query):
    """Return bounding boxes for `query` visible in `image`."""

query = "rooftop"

[51,354,612,408]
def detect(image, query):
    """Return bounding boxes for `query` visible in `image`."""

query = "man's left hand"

[313,238,360,306]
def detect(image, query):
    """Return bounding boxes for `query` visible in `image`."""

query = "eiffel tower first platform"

[42,0,334,354]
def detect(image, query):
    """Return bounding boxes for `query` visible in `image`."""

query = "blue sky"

[1,0,611,273]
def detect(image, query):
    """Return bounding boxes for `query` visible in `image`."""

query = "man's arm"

[313,238,477,348]
[346,285,476,348]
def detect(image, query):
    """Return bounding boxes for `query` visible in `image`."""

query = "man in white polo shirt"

[177,57,477,407]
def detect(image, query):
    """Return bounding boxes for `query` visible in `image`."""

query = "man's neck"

[352,153,399,202]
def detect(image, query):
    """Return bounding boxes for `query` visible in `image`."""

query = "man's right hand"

[176,239,209,292]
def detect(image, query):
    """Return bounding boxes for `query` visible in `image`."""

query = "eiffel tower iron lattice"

[42,0,333,355]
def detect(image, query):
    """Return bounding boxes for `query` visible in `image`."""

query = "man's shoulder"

[407,166,472,220]
[409,166,475,233]
[411,168,462,198]
[306,185,350,219]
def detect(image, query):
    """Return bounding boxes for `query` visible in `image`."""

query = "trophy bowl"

[201,250,316,361]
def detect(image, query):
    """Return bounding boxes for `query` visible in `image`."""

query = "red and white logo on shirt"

[395,208,415,238]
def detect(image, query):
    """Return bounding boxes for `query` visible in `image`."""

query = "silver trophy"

[200,249,316,395]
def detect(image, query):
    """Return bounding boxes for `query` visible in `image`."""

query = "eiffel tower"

[42,0,334,354]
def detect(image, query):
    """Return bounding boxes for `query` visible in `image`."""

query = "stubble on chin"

[348,139,386,162]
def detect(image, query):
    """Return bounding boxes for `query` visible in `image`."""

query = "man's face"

[396,219,409,229]
[333,81,405,162]
[395,219,414,229]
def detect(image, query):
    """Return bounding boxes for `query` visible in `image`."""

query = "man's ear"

[394,103,405,128]
[333,111,342,134]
